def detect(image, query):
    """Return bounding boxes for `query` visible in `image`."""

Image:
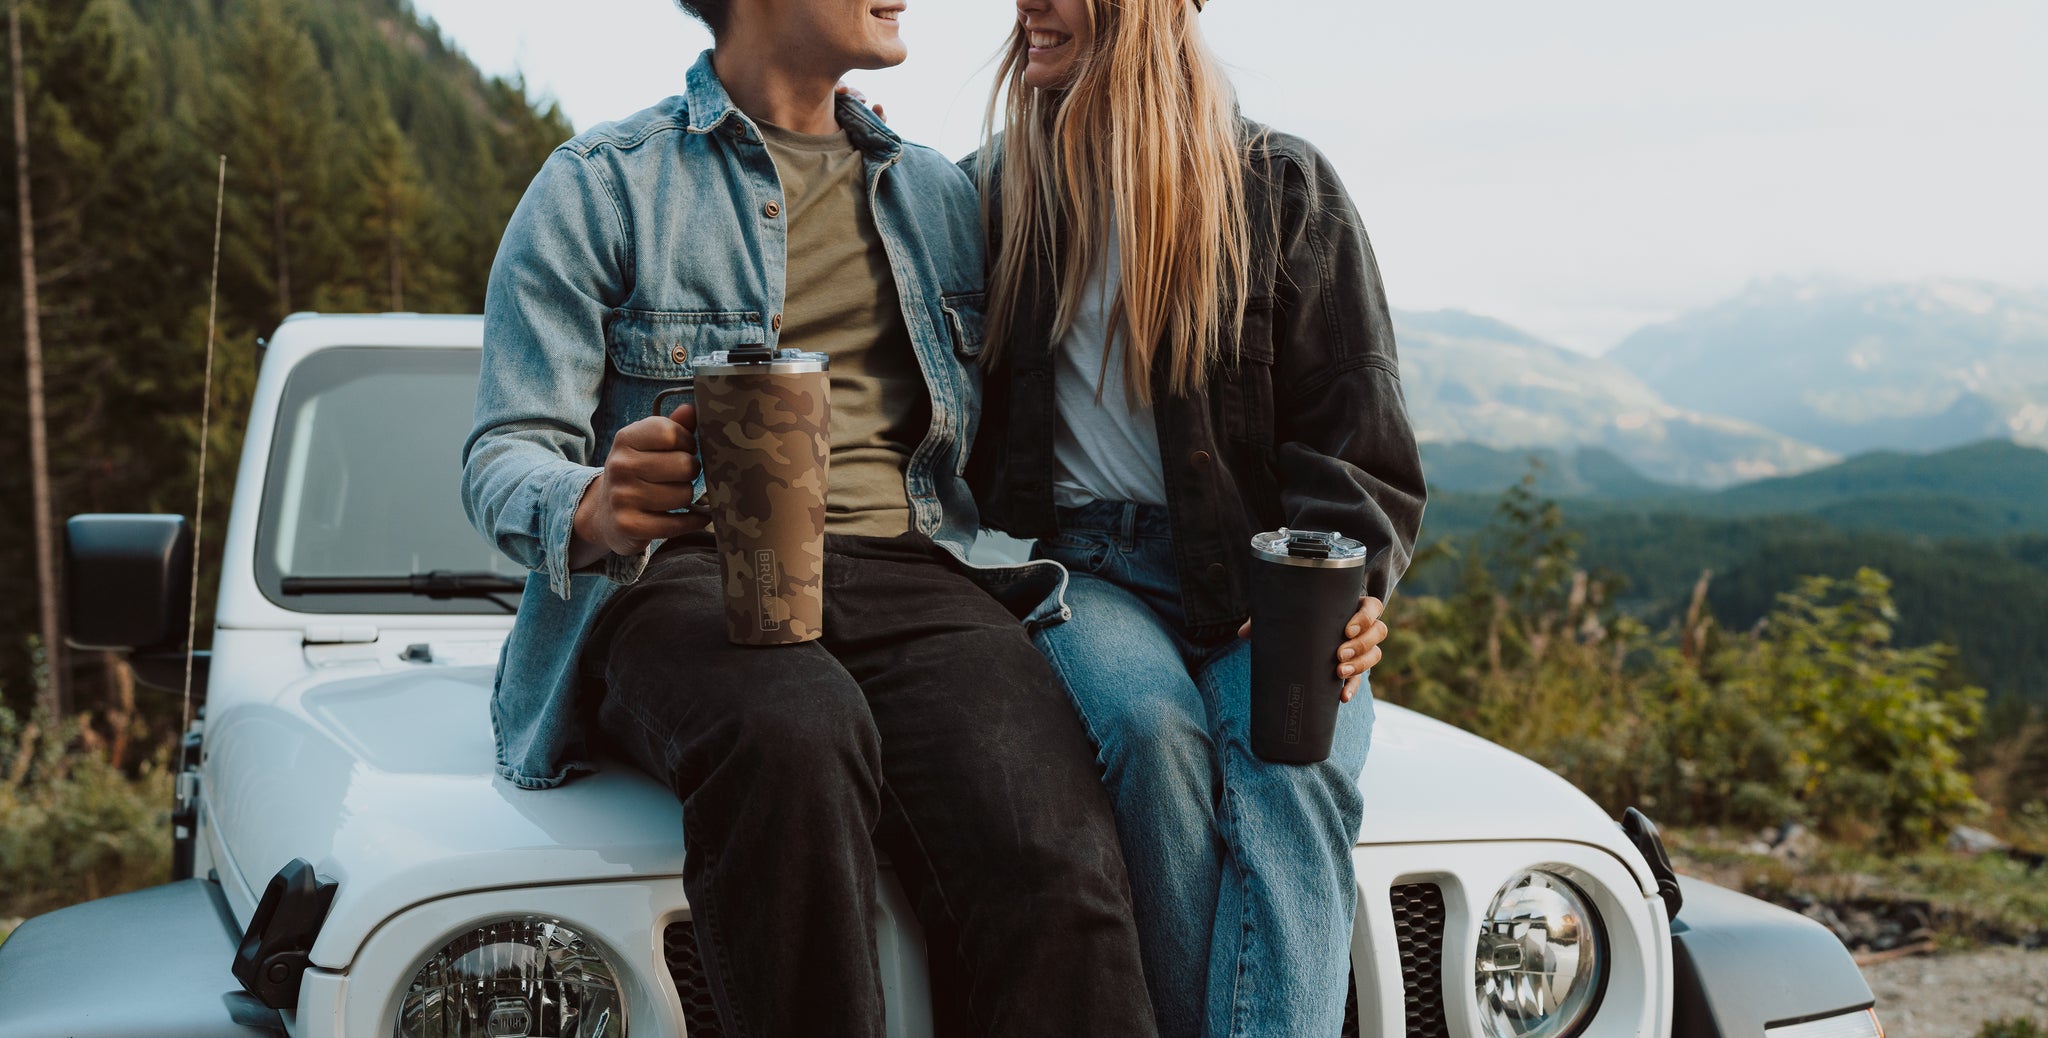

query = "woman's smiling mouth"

[1028,30,1072,53]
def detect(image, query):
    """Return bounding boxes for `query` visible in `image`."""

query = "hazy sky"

[409,0,2048,354]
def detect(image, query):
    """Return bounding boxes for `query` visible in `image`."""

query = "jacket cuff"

[543,465,605,600]
[604,544,654,586]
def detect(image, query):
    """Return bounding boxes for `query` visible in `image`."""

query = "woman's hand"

[1236,595,1388,703]
[1333,597,1387,702]
[835,82,885,122]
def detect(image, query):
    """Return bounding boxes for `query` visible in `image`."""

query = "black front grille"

[1392,882,1450,1037]
[1340,967,1362,1038]
[666,902,1442,1038]
[662,921,724,1037]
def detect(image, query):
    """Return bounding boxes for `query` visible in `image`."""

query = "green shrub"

[1379,480,1987,849]
[0,705,173,921]
[1976,1018,2047,1038]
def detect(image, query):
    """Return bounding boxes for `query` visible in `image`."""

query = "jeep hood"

[205,663,688,970]
[206,663,1642,969]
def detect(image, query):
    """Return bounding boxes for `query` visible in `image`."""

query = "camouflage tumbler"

[685,346,832,646]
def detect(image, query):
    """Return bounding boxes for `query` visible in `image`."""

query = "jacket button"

[1191,450,1212,466]
[763,201,781,219]
[670,345,688,365]
[772,313,783,332]
[1208,563,1228,580]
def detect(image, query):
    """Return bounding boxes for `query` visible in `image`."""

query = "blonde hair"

[980,0,1253,407]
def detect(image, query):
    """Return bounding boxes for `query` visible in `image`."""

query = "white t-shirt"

[1052,238,1169,509]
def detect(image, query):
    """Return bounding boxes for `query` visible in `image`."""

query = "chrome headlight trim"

[1474,868,1611,1038]
[392,915,628,1038]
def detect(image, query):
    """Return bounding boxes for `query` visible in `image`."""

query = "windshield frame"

[253,345,524,616]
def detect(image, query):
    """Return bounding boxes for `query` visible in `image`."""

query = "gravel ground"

[1866,947,2048,1037]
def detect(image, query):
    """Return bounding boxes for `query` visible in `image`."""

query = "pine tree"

[8,0,61,715]
[210,0,342,322]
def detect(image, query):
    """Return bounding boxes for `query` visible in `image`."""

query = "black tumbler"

[1249,528,1382,764]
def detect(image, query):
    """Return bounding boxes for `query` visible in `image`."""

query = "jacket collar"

[683,50,903,159]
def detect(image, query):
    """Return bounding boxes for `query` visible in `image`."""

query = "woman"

[966,0,1428,1034]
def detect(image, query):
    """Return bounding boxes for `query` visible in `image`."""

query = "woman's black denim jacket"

[964,123,1429,641]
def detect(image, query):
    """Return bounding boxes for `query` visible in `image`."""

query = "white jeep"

[0,314,1883,1037]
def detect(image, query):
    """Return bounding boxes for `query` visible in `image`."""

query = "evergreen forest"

[0,0,572,709]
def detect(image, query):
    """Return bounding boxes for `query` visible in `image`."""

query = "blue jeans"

[1031,501,1373,1038]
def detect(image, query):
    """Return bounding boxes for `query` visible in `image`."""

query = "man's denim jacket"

[464,52,1064,790]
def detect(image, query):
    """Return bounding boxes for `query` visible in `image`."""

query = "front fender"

[1671,875,1876,1035]
[0,880,282,1038]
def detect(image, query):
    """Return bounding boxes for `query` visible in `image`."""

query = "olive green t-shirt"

[760,122,925,538]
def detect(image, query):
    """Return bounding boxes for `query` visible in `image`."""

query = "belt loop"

[1119,502,1138,552]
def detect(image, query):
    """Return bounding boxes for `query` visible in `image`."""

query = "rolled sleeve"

[462,146,644,601]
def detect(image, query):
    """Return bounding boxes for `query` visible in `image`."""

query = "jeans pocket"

[1037,532,1112,575]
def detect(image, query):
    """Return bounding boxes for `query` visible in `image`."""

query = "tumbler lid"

[694,346,829,376]
[1250,528,1374,569]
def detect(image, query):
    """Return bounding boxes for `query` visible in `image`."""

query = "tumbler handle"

[653,382,695,418]
[652,380,713,518]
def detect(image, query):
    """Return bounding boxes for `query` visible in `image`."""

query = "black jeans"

[588,531,1156,1037]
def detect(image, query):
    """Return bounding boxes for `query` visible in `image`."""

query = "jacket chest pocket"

[603,310,769,442]
[608,309,769,381]
[1220,301,1276,449]
[941,291,988,361]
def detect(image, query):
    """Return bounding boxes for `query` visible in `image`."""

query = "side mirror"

[65,514,193,651]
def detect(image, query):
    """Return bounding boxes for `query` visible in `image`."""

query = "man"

[461,1,1157,1035]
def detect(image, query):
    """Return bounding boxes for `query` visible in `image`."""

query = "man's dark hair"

[677,0,732,37]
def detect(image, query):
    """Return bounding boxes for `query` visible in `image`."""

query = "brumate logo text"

[1284,683,1305,745]
[756,549,781,631]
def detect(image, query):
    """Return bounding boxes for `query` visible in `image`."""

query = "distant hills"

[1608,278,2048,457]
[1394,309,1835,487]
[1418,443,1685,500]
[1408,440,2048,704]
[1428,439,2048,538]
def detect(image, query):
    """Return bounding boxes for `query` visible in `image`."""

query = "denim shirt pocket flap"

[608,309,767,379]
[940,292,987,360]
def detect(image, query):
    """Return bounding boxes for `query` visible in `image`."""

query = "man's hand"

[1236,595,1388,703]
[570,403,710,567]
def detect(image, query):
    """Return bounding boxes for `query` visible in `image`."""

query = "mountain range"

[1393,309,1834,487]
[1396,277,2048,488]
[1609,278,2048,457]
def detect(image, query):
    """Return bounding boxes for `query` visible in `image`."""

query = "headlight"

[1475,870,1607,1038]
[395,917,626,1037]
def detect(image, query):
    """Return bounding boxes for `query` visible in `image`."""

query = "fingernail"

[1340,647,1355,660]
[1339,665,1354,676]
[1348,625,1360,637]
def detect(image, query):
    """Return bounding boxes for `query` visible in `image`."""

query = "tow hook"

[231,859,339,1011]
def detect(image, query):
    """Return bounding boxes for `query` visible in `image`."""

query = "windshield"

[255,346,526,614]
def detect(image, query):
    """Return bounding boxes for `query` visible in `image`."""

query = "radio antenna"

[181,154,226,747]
